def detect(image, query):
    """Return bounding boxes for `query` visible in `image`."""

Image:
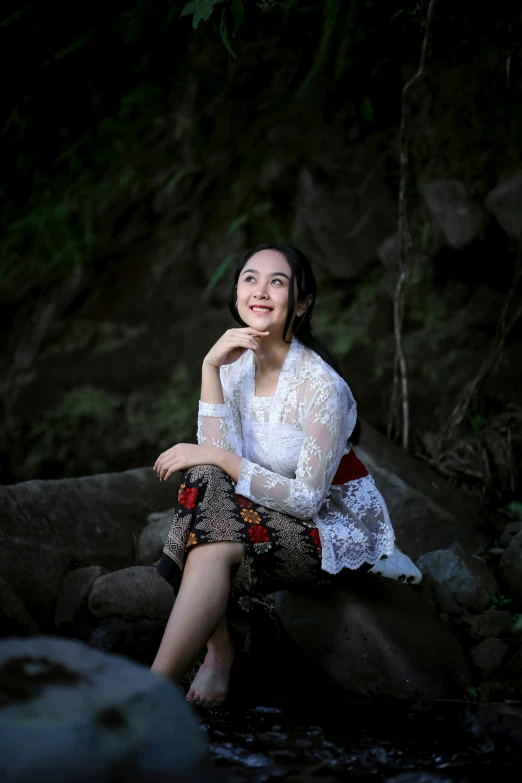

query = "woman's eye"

[272,278,283,285]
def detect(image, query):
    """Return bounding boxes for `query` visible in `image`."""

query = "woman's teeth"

[251,306,272,312]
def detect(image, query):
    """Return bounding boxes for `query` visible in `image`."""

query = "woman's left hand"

[154,443,212,481]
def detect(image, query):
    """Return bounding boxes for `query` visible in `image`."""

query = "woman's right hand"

[203,327,269,369]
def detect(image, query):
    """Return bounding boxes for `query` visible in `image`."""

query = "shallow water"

[195,699,521,783]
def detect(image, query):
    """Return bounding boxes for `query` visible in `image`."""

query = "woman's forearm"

[200,360,225,404]
[207,447,241,483]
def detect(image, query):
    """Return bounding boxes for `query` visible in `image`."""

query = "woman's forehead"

[244,249,291,275]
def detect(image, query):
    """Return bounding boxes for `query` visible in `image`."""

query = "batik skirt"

[156,463,371,654]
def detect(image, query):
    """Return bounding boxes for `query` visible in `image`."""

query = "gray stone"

[462,702,522,753]
[484,171,522,239]
[470,637,509,679]
[0,636,210,783]
[421,179,486,249]
[499,521,522,549]
[139,512,175,565]
[416,545,499,614]
[0,468,182,633]
[275,574,470,708]
[460,609,513,639]
[54,565,109,638]
[377,233,400,269]
[499,529,522,608]
[89,566,174,620]
[293,150,396,280]
[355,423,490,561]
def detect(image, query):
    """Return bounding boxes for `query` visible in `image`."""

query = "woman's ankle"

[206,630,235,661]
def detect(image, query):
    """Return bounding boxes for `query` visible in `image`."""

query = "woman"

[152,243,406,707]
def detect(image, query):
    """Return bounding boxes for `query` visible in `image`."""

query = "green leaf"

[231,0,245,33]
[181,0,216,29]
[507,500,522,521]
[204,252,236,295]
[361,96,374,123]
[226,214,248,235]
[220,9,236,57]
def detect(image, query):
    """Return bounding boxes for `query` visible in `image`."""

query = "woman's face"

[236,250,304,337]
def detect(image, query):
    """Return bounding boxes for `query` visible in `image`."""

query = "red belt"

[331,448,368,485]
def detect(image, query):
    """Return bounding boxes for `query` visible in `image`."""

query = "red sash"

[331,448,368,485]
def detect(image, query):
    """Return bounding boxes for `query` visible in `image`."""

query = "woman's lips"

[250,306,272,314]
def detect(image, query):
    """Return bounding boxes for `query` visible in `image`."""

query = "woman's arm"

[233,379,356,518]
[201,360,225,404]
[197,361,243,456]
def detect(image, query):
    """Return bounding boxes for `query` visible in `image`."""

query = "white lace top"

[197,336,395,574]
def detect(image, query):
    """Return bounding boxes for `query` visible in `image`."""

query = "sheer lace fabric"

[197,337,395,573]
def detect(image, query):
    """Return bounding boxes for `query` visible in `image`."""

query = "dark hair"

[227,242,360,444]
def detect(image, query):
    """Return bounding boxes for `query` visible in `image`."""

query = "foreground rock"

[275,574,470,708]
[0,636,211,783]
[0,468,181,634]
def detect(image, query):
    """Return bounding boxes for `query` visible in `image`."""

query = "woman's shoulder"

[301,344,352,397]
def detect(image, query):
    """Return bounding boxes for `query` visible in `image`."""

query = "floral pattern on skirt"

[156,464,371,654]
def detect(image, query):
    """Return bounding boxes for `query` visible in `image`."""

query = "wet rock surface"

[193,698,522,783]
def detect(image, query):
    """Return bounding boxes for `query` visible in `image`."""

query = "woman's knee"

[185,464,228,484]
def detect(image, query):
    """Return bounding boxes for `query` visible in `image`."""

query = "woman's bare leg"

[150,541,244,684]
[186,609,236,704]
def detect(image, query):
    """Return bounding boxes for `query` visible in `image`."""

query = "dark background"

[1,0,521,516]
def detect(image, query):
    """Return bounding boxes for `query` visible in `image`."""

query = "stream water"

[195,699,521,783]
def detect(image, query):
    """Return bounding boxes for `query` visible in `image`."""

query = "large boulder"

[0,468,182,634]
[0,635,211,783]
[355,422,490,560]
[275,573,470,708]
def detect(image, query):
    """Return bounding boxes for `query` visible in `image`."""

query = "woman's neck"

[254,333,293,375]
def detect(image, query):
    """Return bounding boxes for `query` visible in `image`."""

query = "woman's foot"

[186,635,236,707]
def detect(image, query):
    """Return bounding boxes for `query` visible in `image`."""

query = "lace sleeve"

[235,378,356,518]
[197,365,243,456]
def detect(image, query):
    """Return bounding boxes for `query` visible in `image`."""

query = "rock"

[499,521,522,549]
[0,468,182,633]
[499,529,522,608]
[275,573,470,708]
[54,565,109,639]
[421,179,486,249]
[459,609,513,639]
[0,636,210,783]
[138,512,175,565]
[89,616,167,666]
[377,233,400,269]
[416,544,499,614]
[89,566,174,620]
[355,423,490,561]
[461,703,522,753]
[484,171,522,239]
[293,151,396,280]
[470,637,509,679]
